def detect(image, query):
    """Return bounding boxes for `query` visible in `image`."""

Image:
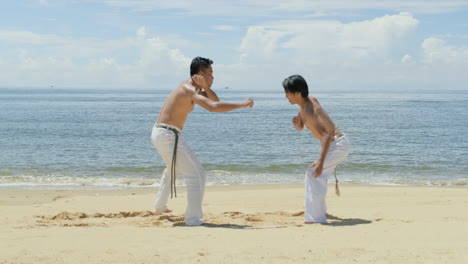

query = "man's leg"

[175,137,206,226]
[151,126,177,214]
[154,168,171,214]
[304,167,328,223]
[304,138,351,223]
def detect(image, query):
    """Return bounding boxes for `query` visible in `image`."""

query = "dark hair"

[282,75,309,98]
[190,57,213,76]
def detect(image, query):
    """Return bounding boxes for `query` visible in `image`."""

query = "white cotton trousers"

[305,134,351,223]
[151,124,206,226]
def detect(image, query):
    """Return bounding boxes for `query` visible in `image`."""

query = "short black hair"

[190,57,213,76]
[282,75,309,98]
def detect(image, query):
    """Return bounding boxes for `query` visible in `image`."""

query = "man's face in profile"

[200,65,214,89]
[285,91,297,105]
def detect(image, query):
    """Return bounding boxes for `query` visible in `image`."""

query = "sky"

[1,0,468,91]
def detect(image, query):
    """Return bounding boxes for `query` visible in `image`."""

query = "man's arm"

[312,116,336,178]
[191,74,220,102]
[312,130,333,178]
[200,88,220,102]
[292,115,304,131]
[192,93,253,113]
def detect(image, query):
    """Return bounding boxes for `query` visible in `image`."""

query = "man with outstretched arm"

[283,75,351,223]
[151,57,254,226]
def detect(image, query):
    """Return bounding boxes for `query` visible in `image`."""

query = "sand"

[1,184,467,263]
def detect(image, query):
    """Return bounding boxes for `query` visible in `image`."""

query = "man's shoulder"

[177,80,197,95]
[304,97,319,115]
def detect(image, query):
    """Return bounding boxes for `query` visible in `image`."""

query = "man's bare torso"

[299,96,340,141]
[156,80,198,130]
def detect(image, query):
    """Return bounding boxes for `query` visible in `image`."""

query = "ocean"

[1,88,467,189]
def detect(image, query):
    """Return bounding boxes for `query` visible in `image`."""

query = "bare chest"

[299,111,321,135]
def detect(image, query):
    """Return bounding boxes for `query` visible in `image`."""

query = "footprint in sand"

[36,210,311,228]
[222,211,242,216]
[244,216,263,222]
[158,215,184,222]
[292,211,304,217]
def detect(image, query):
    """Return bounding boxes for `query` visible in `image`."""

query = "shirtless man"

[283,75,351,223]
[151,57,253,226]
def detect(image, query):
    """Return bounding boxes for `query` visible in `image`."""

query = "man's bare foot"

[304,222,317,224]
[185,220,204,226]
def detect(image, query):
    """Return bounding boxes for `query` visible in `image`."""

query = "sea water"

[1,88,467,189]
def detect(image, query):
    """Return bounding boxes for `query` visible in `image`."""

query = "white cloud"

[137,37,190,74]
[38,0,49,6]
[270,0,468,14]
[137,26,146,38]
[228,12,468,91]
[0,30,66,45]
[101,0,468,15]
[1,10,467,91]
[0,29,192,88]
[401,54,412,63]
[212,25,239,31]
[422,37,468,64]
[240,26,289,59]
[240,12,419,63]
[415,37,468,88]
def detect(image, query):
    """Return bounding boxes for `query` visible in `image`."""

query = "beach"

[3,1,468,263]
[1,184,467,263]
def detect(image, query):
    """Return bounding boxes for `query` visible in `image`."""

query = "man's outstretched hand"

[243,98,254,108]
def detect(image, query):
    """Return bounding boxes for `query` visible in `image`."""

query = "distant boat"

[224,87,229,89]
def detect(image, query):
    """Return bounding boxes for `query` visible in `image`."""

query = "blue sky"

[1,0,467,91]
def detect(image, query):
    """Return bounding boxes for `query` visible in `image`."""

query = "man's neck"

[297,97,309,110]
[188,78,202,92]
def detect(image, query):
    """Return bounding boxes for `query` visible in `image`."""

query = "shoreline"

[1,181,467,192]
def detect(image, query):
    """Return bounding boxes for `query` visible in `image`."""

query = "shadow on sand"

[324,214,373,226]
[173,222,253,229]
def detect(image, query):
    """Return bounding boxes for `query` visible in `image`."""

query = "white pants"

[151,124,206,226]
[305,134,351,223]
